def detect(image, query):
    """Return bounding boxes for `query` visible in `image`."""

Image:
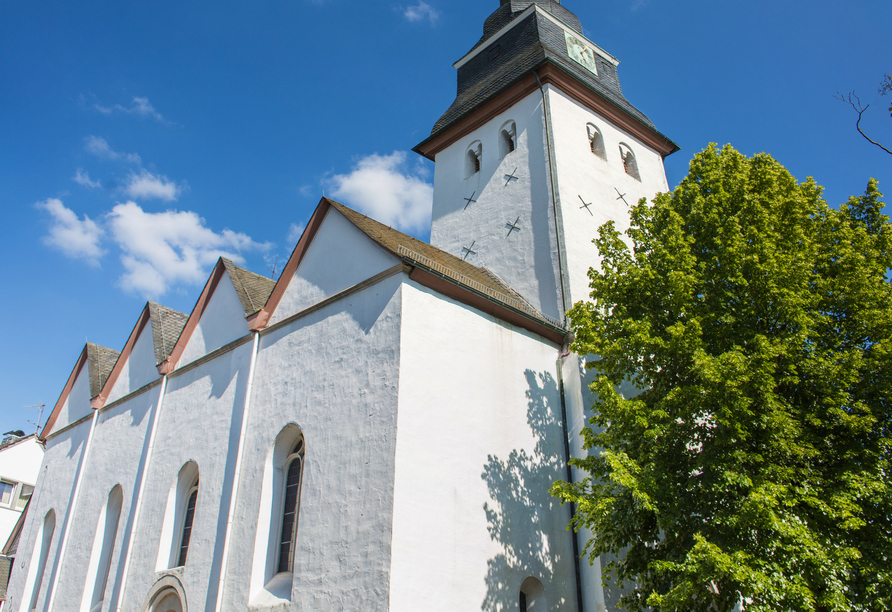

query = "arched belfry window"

[177,478,199,566]
[465,141,482,178]
[587,123,607,159]
[498,120,516,160]
[619,142,640,180]
[277,437,305,573]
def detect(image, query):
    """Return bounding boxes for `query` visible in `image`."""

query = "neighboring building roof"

[220,258,277,317]
[0,433,39,454]
[147,302,189,366]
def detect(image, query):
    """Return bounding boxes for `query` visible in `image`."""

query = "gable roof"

[40,342,120,440]
[249,198,565,343]
[158,258,274,374]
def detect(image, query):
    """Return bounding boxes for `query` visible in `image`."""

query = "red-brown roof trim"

[90,303,153,410]
[40,345,89,441]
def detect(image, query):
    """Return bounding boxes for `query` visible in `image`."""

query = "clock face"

[565,32,598,76]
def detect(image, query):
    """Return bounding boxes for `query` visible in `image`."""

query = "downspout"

[44,408,101,612]
[534,70,572,320]
[536,68,585,612]
[214,331,261,612]
[114,375,168,612]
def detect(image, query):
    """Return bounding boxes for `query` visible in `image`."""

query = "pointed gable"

[160,258,275,373]
[97,302,189,407]
[41,343,120,440]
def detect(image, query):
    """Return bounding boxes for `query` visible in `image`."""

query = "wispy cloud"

[94,96,167,123]
[403,1,439,23]
[327,151,433,233]
[36,198,105,265]
[73,169,101,189]
[107,202,271,297]
[124,170,182,202]
[84,136,141,164]
[287,222,305,244]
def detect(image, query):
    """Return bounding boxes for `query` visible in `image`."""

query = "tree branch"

[835,91,892,155]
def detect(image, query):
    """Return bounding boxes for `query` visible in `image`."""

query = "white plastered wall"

[119,342,254,612]
[53,363,93,435]
[105,323,160,405]
[44,388,160,612]
[220,274,403,612]
[6,423,92,612]
[269,207,399,326]
[545,85,670,308]
[429,91,563,322]
[390,281,577,612]
[178,276,250,368]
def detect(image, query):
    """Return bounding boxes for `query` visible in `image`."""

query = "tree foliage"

[552,145,892,612]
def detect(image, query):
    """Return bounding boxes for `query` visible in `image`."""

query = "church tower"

[415,0,678,323]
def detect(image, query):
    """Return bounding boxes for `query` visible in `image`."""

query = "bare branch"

[836,90,892,155]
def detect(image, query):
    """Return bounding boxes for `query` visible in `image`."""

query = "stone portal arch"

[140,575,188,612]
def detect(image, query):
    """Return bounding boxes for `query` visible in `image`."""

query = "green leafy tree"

[552,144,892,612]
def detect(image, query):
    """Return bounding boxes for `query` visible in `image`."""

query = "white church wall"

[119,341,254,612]
[6,423,91,612]
[221,273,403,612]
[43,387,161,612]
[53,363,93,436]
[545,85,670,307]
[105,323,160,406]
[269,207,399,326]
[177,276,250,369]
[429,91,564,322]
[390,281,577,612]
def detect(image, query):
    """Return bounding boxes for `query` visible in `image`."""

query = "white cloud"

[327,151,433,233]
[287,222,305,244]
[124,170,182,202]
[403,1,439,23]
[73,169,101,189]
[36,198,105,265]
[299,185,316,198]
[84,136,141,164]
[107,201,271,297]
[94,96,166,122]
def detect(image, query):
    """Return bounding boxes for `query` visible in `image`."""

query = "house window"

[499,121,516,160]
[17,484,33,510]
[465,142,482,178]
[0,480,14,506]
[177,479,199,567]
[277,438,304,573]
[587,123,607,159]
[619,143,640,180]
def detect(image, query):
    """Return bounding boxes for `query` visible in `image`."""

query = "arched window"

[177,478,198,566]
[249,425,306,605]
[81,486,123,612]
[155,462,199,571]
[587,123,607,159]
[498,120,516,160]
[619,142,640,180]
[22,510,55,612]
[519,576,546,612]
[465,142,482,178]
[277,438,305,573]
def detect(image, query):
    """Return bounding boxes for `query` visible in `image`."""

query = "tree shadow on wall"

[481,370,573,612]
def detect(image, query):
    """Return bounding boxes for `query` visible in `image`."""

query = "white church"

[7,1,677,611]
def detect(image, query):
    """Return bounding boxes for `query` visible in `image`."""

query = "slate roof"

[328,199,561,328]
[427,3,676,152]
[221,259,277,316]
[86,343,120,399]
[147,302,189,367]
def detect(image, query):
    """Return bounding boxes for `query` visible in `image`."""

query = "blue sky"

[1,0,889,433]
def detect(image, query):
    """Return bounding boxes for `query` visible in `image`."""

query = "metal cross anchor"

[503,168,519,186]
[461,240,477,260]
[463,191,478,210]
[505,217,520,237]
[614,187,630,206]
[578,195,593,216]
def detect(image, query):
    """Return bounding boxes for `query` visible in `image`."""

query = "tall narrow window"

[587,123,607,160]
[277,438,304,573]
[498,121,516,160]
[619,142,640,180]
[81,486,123,612]
[519,576,546,612]
[23,510,55,612]
[177,479,199,567]
[465,142,482,178]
